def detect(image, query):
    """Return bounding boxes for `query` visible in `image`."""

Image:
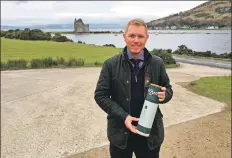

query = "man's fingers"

[131,129,137,134]
[131,125,137,129]
[161,87,166,91]
[127,124,136,133]
[158,94,165,99]
[130,117,139,121]
[129,125,137,134]
[157,92,165,95]
[159,98,164,102]
[125,116,139,134]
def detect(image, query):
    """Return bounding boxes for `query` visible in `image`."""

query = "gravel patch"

[1,63,231,158]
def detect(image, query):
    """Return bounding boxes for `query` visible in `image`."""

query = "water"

[62,29,231,54]
[44,28,231,54]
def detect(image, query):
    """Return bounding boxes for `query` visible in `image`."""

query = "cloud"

[1,1,207,26]
[14,1,28,5]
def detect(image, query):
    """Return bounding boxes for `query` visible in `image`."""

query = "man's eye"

[138,35,144,38]
[129,34,135,38]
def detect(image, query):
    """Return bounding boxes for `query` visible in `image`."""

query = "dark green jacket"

[94,46,173,150]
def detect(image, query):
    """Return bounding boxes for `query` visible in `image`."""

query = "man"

[94,19,173,158]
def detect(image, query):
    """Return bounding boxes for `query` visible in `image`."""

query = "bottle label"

[137,100,158,131]
[146,84,161,103]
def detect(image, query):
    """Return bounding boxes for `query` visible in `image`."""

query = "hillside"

[147,1,231,29]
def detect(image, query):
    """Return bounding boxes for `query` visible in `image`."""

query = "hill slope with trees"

[147,1,231,29]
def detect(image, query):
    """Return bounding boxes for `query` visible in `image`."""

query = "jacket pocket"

[147,118,164,149]
[107,119,128,149]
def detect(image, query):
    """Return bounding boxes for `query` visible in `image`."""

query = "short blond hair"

[124,18,148,33]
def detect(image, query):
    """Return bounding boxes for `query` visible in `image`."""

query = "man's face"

[123,24,149,54]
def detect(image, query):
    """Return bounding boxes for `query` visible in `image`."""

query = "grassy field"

[179,76,231,111]
[1,38,179,69]
[1,38,122,65]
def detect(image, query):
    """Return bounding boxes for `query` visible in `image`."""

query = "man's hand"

[157,87,166,102]
[125,115,139,134]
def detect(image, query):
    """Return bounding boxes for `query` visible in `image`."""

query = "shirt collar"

[126,48,144,61]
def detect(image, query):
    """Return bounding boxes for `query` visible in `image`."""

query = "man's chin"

[130,49,141,54]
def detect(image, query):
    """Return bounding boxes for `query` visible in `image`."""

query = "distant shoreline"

[48,29,231,35]
[1,28,231,35]
[49,31,123,34]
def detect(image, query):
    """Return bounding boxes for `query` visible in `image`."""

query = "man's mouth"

[132,45,140,48]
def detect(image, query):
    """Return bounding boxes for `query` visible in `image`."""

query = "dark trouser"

[109,132,161,158]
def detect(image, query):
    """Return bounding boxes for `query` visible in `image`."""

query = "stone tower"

[74,18,89,33]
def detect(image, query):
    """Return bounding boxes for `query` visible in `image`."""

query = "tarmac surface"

[173,56,231,69]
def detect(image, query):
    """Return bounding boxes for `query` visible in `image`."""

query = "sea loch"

[62,29,231,54]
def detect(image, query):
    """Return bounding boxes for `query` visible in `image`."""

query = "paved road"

[1,64,231,158]
[173,56,231,69]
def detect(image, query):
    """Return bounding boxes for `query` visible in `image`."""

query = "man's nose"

[133,36,139,43]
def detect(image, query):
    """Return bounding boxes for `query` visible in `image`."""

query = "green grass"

[1,38,122,65]
[179,76,231,111]
[165,63,180,68]
[1,38,179,69]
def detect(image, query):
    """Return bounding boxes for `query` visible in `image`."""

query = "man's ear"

[123,33,126,41]
[147,34,149,39]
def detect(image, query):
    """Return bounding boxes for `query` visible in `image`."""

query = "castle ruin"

[74,18,89,33]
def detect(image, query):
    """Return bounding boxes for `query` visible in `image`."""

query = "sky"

[1,1,207,26]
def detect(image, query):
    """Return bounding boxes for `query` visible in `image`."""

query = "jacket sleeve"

[94,59,129,121]
[159,60,173,104]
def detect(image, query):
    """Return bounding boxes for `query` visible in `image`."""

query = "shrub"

[193,51,211,57]
[30,29,47,40]
[30,57,58,68]
[1,57,88,70]
[173,45,231,59]
[56,57,66,65]
[173,45,193,56]
[215,7,231,14]
[94,61,103,66]
[103,44,116,47]
[1,31,7,37]
[65,58,85,67]
[228,52,232,59]
[5,33,15,39]
[150,49,176,64]
[167,49,172,54]
[77,41,85,44]
[1,62,7,70]
[6,59,27,69]
[26,61,31,68]
[211,53,219,58]
[3,29,73,42]
[41,57,58,67]
[45,32,52,40]
[220,52,232,59]
[52,34,72,42]
[30,59,44,68]
[193,13,210,18]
